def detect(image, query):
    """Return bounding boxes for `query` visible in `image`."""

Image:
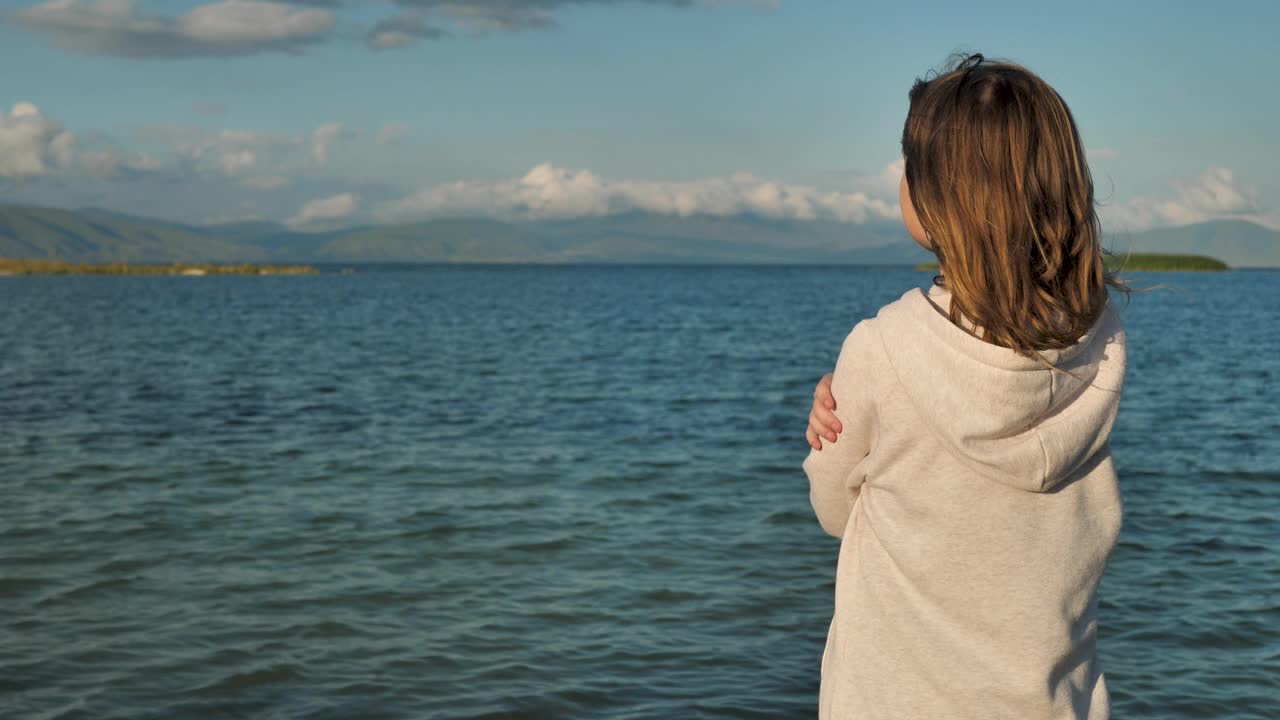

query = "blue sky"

[0,0,1276,231]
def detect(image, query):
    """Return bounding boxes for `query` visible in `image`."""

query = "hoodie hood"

[876,283,1126,493]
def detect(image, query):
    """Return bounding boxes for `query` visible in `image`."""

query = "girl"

[801,53,1128,719]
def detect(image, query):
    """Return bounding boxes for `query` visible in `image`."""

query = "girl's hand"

[806,372,842,450]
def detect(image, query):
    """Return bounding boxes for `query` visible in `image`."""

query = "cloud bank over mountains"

[288,191,360,228]
[1,98,1274,234]
[1099,167,1265,231]
[381,162,901,224]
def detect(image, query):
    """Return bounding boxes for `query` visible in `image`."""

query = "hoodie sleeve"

[803,319,880,539]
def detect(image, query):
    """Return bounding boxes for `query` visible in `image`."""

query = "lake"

[2,265,1276,719]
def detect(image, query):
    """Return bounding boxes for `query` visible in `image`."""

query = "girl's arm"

[802,320,879,538]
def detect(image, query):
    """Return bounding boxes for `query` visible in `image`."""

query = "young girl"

[802,53,1128,719]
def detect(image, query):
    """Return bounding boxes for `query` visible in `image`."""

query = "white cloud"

[181,1,332,45]
[12,0,770,57]
[1172,167,1256,216]
[219,148,256,175]
[440,3,554,33]
[14,0,336,59]
[78,118,383,184]
[1101,167,1266,230]
[140,124,303,177]
[79,148,162,177]
[821,158,903,199]
[0,101,75,178]
[288,192,360,228]
[381,162,900,223]
[413,0,772,36]
[137,121,362,173]
[369,29,415,48]
[366,12,447,49]
[872,158,904,197]
[1087,147,1120,160]
[311,122,351,164]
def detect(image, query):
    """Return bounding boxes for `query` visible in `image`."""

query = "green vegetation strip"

[1104,253,1227,271]
[0,258,317,276]
[915,253,1227,273]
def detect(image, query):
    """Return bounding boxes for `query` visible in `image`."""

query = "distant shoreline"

[2,256,1260,275]
[0,258,317,276]
[915,253,1229,273]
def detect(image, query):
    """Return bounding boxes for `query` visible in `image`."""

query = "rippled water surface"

[2,266,1277,719]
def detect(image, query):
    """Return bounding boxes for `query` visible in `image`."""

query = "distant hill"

[317,218,550,262]
[0,205,269,263]
[0,204,1276,267]
[1106,219,1280,268]
[0,205,930,265]
[314,212,927,264]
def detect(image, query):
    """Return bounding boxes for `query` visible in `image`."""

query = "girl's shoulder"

[835,285,933,369]
[864,285,941,335]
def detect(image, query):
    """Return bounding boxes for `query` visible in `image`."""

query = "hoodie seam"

[1035,430,1051,492]
[1048,366,1056,414]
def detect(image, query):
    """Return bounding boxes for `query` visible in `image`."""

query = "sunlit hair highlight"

[901,51,1128,362]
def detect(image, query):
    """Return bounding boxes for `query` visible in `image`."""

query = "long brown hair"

[901,51,1127,359]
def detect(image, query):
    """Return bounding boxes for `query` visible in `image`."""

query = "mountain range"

[0,204,1277,268]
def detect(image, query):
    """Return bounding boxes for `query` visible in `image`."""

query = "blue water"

[2,266,1277,719]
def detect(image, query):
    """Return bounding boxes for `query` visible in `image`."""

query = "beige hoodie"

[803,282,1126,719]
